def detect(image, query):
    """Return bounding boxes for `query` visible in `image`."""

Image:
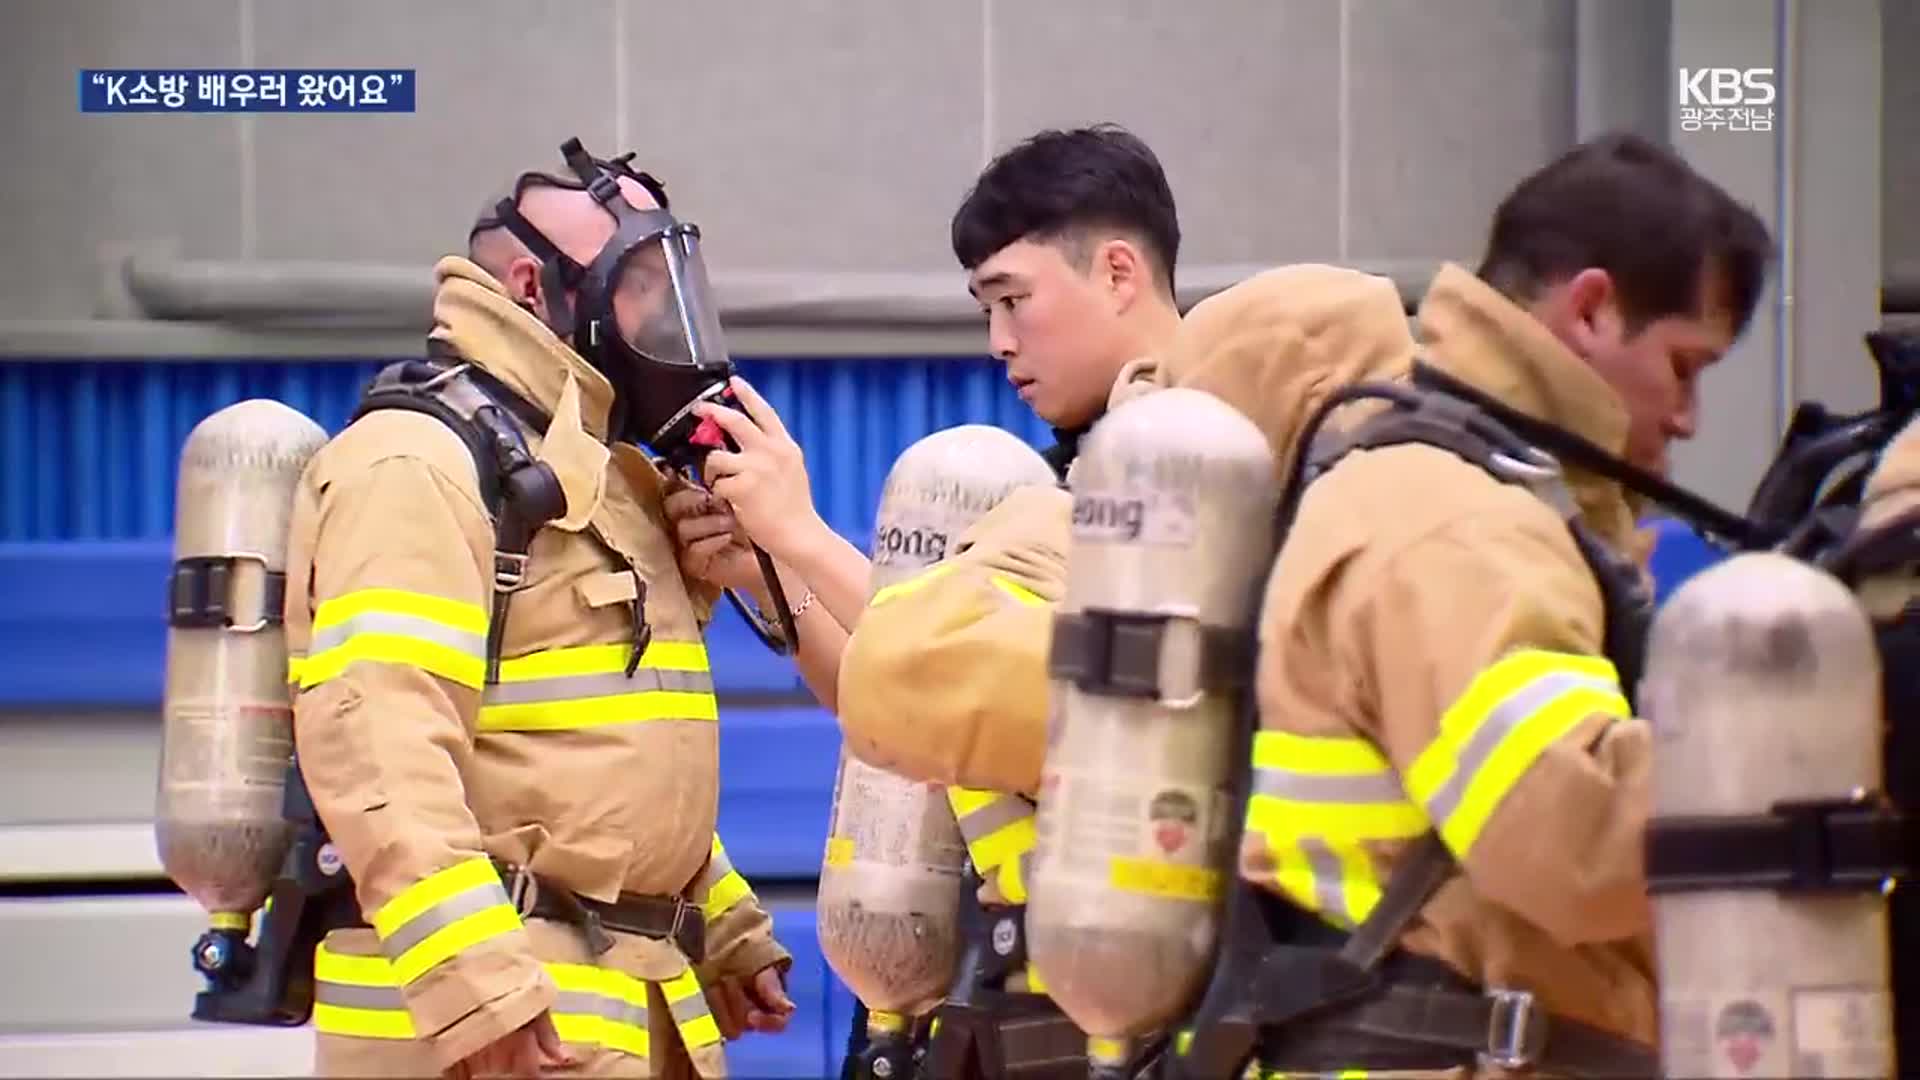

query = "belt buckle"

[1481,987,1546,1071]
[666,895,701,958]
[506,863,540,919]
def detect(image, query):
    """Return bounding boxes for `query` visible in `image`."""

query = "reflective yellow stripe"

[662,965,722,1049]
[1406,649,1627,858]
[285,651,306,687]
[695,834,754,922]
[313,1001,418,1039]
[990,575,1047,607]
[868,563,955,607]
[1024,960,1047,995]
[369,857,523,984]
[392,904,524,985]
[947,787,1038,893]
[301,587,489,690]
[313,943,687,1062]
[1244,731,1426,928]
[547,962,654,1059]
[496,642,709,680]
[478,641,719,732]
[997,849,1030,905]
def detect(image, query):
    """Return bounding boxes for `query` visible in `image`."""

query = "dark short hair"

[1476,132,1775,337]
[951,124,1180,295]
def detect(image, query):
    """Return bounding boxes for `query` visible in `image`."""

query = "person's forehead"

[969,239,1067,288]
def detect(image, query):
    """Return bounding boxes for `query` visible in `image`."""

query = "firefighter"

[283,145,793,1078]
[1232,133,1776,1075]
[835,255,1420,849]
[668,124,1187,1076]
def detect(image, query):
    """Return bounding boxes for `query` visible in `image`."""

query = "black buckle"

[1481,988,1547,1071]
[493,551,530,592]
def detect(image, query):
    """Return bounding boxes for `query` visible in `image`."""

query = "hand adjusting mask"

[474,136,735,458]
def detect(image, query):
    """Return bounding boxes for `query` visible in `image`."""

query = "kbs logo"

[1678,67,1776,106]
[1677,67,1775,133]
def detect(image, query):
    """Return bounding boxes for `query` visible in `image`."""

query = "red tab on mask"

[690,415,727,448]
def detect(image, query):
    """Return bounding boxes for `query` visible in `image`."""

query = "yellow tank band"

[1087,1036,1130,1064]
[866,1010,908,1035]
[209,912,250,932]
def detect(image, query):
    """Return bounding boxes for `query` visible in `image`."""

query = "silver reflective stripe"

[309,611,486,660]
[669,989,714,1027]
[1252,767,1405,804]
[315,981,405,1010]
[1298,837,1348,924]
[955,794,1034,845]
[485,668,716,706]
[379,880,514,960]
[617,996,651,1030]
[698,847,735,891]
[553,989,609,1017]
[1424,672,1615,825]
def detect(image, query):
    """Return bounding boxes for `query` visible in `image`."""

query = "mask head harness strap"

[466,141,673,348]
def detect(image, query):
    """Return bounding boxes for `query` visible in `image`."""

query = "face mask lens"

[611,242,694,367]
[664,229,730,372]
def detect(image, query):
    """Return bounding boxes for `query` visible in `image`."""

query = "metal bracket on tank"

[1645,791,1912,895]
[1048,609,1252,707]
[169,552,285,632]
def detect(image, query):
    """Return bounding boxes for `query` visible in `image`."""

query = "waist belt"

[1266,981,1657,1078]
[496,859,704,962]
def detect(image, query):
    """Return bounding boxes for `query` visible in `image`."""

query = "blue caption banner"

[79,69,415,113]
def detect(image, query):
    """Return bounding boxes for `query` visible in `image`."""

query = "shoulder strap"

[351,350,570,683]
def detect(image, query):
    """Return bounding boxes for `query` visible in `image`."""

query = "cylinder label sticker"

[1661,988,1892,1077]
[1791,987,1893,1077]
[825,757,964,874]
[1108,856,1221,902]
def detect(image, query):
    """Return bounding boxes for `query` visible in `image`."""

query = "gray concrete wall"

[1,0,1581,321]
[1887,0,1920,275]
[0,0,1901,501]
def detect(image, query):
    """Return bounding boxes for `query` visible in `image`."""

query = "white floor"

[0,1027,315,1079]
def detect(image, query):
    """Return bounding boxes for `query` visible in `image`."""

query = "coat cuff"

[698,900,793,985]
[422,977,557,1072]
[410,945,557,1072]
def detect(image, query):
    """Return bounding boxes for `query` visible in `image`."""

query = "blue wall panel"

[0,356,1054,546]
[0,353,1048,897]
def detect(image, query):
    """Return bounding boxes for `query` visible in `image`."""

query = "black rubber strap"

[1327,983,1658,1078]
[1411,362,1769,550]
[1336,833,1456,971]
[168,556,286,629]
[1645,797,1909,895]
[1048,610,1253,700]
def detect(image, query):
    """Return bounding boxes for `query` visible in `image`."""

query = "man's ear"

[505,255,547,320]
[1097,238,1144,312]
[1567,268,1620,332]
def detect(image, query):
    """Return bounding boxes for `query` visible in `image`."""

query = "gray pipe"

[120,256,1439,328]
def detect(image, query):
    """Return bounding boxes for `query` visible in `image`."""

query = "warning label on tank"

[1070,489,1196,547]
[826,757,964,875]
[1661,988,1891,1078]
[1790,987,1893,1077]
[160,702,293,793]
[1041,772,1226,902]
